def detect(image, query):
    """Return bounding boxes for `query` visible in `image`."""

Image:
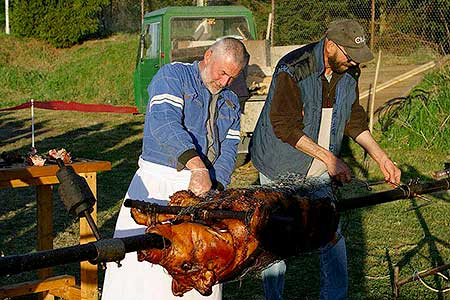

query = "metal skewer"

[31,98,35,150]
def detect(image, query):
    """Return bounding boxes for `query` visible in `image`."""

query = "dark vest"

[250,39,360,180]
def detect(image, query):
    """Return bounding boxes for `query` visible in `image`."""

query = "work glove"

[189,168,212,197]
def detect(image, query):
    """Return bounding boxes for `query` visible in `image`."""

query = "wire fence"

[369,0,450,57]
[271,0,449,59]
[105,0,449,59]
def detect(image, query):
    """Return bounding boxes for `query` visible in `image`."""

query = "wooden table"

[0,160,111,300]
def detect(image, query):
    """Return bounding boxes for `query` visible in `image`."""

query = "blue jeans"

[262,260,287,300]
[259,173,348,300]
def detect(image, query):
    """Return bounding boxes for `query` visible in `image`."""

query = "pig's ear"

[194,270,216,296]
[172,278,194,296]
[137,248,163,264]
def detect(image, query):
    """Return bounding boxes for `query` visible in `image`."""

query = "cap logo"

[354,36,366,44]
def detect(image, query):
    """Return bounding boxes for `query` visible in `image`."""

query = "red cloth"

[0,100,139,114]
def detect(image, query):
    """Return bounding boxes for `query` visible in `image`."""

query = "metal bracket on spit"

[124,199,255,226]
[350,176,434,211]
[350,176,386,191]
[433,163,450,179]
[88,238,126,266]
[402,178,433,212]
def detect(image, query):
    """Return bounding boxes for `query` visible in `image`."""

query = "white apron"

[101,157,222,300]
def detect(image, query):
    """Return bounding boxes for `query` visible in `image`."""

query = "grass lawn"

[0,108,449,300]
[0,33,449,299]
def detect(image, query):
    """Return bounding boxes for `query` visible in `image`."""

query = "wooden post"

[393,265,400,300]
[36,185,55,300]
[270,0,275,47]
[141,0,144,27]
[370,0,375,51]
[5,0,10,34]
[368,50,382,133]
[266,13,272,41]
[80,172,98,300]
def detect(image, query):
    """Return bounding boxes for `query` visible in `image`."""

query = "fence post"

[370,0,375,50]
[5,0,10,34]
[368,50,382,133]
[271,0,275,47]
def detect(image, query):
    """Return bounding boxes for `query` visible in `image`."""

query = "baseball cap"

[326,19,374,63]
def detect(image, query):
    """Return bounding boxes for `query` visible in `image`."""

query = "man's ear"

[204,49,213,64]
[324,39,335,55]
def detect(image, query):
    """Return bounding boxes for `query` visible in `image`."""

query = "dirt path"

[242,62,433,135]
[271,46,434,111]
[358,63,429,111]
[237,62,435,183]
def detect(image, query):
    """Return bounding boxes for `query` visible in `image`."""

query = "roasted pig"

[130,183,339,296]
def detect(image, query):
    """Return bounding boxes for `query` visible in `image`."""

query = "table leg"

[80,172,98,300]
[36,185,55,300]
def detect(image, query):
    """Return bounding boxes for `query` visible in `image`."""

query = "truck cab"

[134,6,257,113]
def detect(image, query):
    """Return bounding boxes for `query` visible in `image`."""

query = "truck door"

[134,19,162,113]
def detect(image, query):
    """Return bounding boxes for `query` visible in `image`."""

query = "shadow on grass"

[223,150,450,300]
[2,111,448,299]
[388,164,450,300]
[0,111,144,287]
[0,111,52,146]
[223,136,369,299]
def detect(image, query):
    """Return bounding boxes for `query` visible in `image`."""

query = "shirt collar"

[314,38,327,77]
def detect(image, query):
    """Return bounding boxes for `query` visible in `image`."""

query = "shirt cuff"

[346,126,369,140]
[213,181,225,191]
[177,149,199,171]
[286,130,304,148]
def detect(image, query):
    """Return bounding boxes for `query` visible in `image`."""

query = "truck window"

[170,17,251,62]
[143,22,161,59]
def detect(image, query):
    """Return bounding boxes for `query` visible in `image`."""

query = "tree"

[10,0,110,47]
[273,0,353,46]
[1,0,6,32]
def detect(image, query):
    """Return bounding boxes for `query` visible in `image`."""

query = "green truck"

[134,5,257,113]
[134,5,270,166]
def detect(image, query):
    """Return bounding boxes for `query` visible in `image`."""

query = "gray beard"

[201,68,222,94]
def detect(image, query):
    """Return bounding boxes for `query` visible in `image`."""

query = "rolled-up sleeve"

[269,72,305,147]
[344,84,369,139]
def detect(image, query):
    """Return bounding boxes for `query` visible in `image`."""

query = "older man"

[101,37,249,300]
[250,19,401,300]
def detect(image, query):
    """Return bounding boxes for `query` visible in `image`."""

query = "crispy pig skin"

[130,187,339,296]
[143,223,236,296]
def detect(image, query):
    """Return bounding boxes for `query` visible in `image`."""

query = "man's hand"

[379,158,401,185]
[325,155,352,183]
[189,168,212,197]
[354,130,402,186]
[186,156,212,197]
[295,135,352,183]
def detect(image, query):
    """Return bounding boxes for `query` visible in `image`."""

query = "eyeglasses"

[333,42,357,65]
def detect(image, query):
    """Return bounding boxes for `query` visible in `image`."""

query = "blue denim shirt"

[141,61,241,187]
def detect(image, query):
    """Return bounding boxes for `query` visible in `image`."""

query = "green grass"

[377,65,450,152]
[0,33,137,108]
[0,35,449,300]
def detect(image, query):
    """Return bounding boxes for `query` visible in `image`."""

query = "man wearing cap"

[250,19,401,300]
